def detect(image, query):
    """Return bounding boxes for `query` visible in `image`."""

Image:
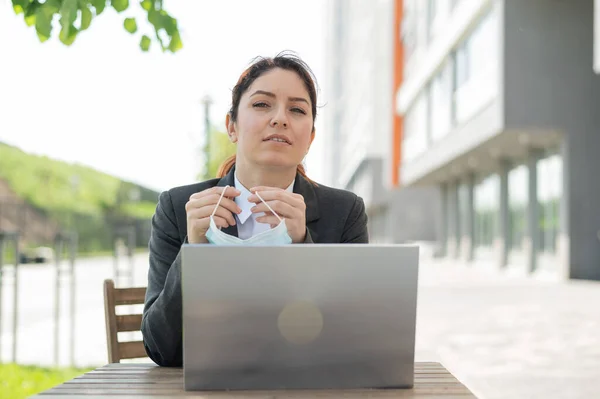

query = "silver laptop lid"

[182,244,419,391]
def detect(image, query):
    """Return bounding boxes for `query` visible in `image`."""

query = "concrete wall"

[504,0,600,280]
[355,158,439,244]
[387,186,440,243]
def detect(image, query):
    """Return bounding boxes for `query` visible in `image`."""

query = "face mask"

[205,185,293,246]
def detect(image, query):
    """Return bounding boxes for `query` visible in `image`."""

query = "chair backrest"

[103,279,147,363]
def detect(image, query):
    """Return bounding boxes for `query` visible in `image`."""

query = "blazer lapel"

[216,167,238,238]
[294,173,320,242]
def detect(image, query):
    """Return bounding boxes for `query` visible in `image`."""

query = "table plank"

[35,362,477,398]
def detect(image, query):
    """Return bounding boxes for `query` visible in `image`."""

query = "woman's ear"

[306,128,316,154]
[226,113,238,143]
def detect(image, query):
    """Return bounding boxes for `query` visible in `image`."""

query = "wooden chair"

[103,279,148,363]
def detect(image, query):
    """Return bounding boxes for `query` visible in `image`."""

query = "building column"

[525,150,541,273]
[556,138,570,279]
[498,160,510,268]
[438,183,448,257]
[447,182,460,259]
[460,175,475,262]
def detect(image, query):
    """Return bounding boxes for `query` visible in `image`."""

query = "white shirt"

[233,173,295,240]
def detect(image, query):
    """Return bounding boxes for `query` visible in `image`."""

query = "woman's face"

[228,68,315,170]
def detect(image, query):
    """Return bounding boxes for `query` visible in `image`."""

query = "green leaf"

[163,14,177,35]
[111,0,129,12]
[91,0,105,15]
[23,1,38,26]
[168,30,182,52]
[24,14,36,26]
[35,7,52,41]
[45,0,62,12]
[140,0,152,11]
[123,17,137,34]
[80,6,92,30]
[12,0,26,13]
[140,35,151,51]
[59,0,78,39]
[59,24,78,45]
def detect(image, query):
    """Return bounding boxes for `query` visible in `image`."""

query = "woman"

[141,53,369,367]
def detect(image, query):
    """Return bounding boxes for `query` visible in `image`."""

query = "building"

[323,0,439,244]
[397,0,600,280]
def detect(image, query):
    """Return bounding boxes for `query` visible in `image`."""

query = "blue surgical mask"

[205,185,293,246]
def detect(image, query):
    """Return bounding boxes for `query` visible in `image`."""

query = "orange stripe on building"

[392,0,404,187]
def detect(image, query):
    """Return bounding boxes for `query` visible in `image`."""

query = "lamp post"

[201,95,213,179]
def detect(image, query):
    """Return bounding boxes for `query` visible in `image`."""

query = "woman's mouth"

[263,135,292,145]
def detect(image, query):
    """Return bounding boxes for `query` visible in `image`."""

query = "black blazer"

[141,167,369,366]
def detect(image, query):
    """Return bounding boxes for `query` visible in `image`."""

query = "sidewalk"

[415,256,600,399]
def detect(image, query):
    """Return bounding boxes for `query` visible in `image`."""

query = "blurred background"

[1,0,600,398]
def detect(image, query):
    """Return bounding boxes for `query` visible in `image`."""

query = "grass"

[0,141,159,218]
[0,363,94,399]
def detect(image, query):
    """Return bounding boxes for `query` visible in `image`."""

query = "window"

[450,0,462,11]
[427,0,438,33]
[452,8,499,123]
[430,60,453,142]
[474,174,499,250]
[427,0,452,41]
[401,0,418,67]
[508,165,529,251]
[537,154,563,254]
[402,91,429,163]
[454,44,469,90]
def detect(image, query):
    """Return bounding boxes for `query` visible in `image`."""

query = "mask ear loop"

[211,185,230,230]
[255,192,283,223]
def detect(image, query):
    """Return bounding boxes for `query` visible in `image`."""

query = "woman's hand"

[248,186,307,243]
[185,186,241,244]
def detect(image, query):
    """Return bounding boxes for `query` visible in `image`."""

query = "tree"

[11,0,182,52]
[198,129,237,181]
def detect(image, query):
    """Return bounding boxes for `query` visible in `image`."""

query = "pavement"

[1,249,600,398]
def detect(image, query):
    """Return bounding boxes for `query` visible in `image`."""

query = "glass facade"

[401,5,499,162]
[430,61,453,142]
[401,0,418,71]
[537,154,563,254]
[439,153,564,267]
[402,91,429,163]
[508,165,529,251]
[474,175,499,249]
[453,7,499,124]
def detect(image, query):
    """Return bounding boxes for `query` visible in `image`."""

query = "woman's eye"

[253,102,269,108]
[291,108,307,115]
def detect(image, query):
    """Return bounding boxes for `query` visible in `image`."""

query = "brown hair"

[217,52,318,184]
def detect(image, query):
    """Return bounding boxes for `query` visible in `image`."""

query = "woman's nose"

[270,107,288,128]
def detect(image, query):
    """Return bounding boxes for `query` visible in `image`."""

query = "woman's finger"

[187,204,237,226]
[211,215,230,229]
[251,200,296,219]
[249,190,305,210]
[190,186,240,201]
[187,194,241,215]
[255,214,282,226]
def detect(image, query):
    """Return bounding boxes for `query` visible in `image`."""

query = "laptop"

[181,244,419,391]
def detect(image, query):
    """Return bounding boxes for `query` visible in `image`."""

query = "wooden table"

[34,362,477,398]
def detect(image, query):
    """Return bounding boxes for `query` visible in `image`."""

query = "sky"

[0,0,328,192]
